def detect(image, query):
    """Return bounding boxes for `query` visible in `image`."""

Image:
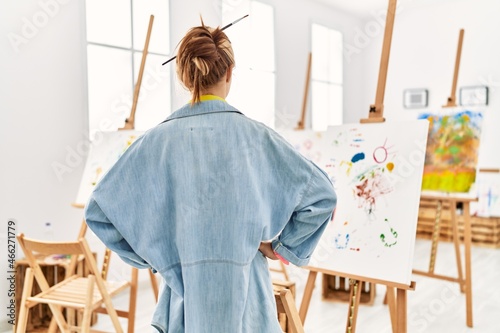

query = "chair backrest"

[17,233,102,287]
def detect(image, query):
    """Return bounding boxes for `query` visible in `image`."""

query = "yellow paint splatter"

[386,162,394,172]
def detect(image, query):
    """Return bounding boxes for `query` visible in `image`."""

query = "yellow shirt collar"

[198,95,226,102]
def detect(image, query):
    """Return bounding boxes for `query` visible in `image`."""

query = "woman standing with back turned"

[85,20,336,333]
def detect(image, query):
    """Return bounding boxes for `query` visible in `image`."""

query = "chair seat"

[28,275,130,310]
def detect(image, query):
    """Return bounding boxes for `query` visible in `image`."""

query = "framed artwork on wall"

[403,89,428,109]
[459,85,489,106]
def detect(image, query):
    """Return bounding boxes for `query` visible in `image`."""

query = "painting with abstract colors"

[418,110,483,192]
[75,131,144,206]
[279,120,428,285]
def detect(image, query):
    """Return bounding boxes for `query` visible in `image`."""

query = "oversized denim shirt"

[84,99,337,333]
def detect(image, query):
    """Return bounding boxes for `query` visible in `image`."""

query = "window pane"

[312,24,328,82]
[133,53,171,130]
[328,29,343,84]
[223,1,251,69]
[132,0,169,54]
[328,84,343,126]
[223,1,275,128]
[228,68,275,128]
[87,45,133,137]
[312,23,343,128]
[312,83,342,130]
[250,1,275,71]
[86,0,131,48]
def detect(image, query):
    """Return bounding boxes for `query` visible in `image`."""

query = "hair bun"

[176,24,235,103]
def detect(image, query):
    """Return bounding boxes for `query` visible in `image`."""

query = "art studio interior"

[2,0,500,332]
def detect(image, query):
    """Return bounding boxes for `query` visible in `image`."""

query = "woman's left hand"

[259,242,278,260]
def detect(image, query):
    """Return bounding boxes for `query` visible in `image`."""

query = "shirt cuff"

[271,239,310,267]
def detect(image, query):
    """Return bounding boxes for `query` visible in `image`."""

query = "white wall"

[0,0,88,328]
[360,0,500,168]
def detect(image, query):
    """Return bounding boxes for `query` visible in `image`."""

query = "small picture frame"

[459,85,489,106]
[403,89,428,109]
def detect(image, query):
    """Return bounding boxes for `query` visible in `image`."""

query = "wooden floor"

[6,239,499,332]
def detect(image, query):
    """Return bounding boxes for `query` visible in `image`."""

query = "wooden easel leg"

[128,268,139,333]
[463,203,473,327]
[429,200,443,273]
[149,269,159,302]
[396,288,407,333]
[299,270,317,324]
[386,286,397,333]
[449,200,465,293]
[345,279,362,333]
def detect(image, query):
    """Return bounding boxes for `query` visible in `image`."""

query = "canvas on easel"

[280,120,428,285]
[75,130,144,206]
[418,108,484,193]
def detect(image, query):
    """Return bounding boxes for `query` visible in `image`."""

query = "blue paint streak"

[351,152,365,163]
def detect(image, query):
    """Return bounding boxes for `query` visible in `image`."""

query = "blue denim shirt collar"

[164,100,242,123]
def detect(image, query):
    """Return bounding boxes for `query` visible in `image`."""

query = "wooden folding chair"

[274,288,304,333]
[16,233,133,333]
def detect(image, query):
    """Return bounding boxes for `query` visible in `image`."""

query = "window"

[222,1,275,128]
[85,0,170,138]
[311,23,343,131]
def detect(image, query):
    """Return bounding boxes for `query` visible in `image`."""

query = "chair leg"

[16,268,35,333]
[98,281,124,333]
[47,303,71,332]
[47,317,58,333]
[127,268,139,333]
[81,275,96,333]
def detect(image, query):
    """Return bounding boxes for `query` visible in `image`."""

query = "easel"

[299,270,416,333]
[442,29,464,108]
[413,192,476,327]
[72,14,159,303]
[298,1,417,332]
[296,52,312,130]
[412,28,477,328]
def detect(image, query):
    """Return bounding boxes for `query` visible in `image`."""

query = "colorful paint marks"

[471,171,500,217]
[279,120,428,285]
[418,110,483,192]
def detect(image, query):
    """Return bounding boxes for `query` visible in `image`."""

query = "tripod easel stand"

[412,28,477,328]
[298,1,416,332]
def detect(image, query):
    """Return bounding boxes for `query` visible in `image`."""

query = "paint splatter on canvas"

[279,120,428,285]
[75,131,144,205]
[418,110,483,192]
[471,172,500,217]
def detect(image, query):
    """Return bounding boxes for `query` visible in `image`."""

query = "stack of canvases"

[416,109,500,248]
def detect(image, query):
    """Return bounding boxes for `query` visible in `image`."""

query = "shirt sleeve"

[85,196,153,270]
[272,164,337,266]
